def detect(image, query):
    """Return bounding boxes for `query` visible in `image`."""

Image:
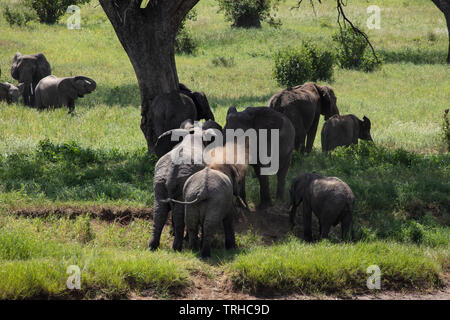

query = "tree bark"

[99,0,200,153]
[431,0,450,63]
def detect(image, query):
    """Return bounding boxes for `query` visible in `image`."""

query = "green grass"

[0,0,448,298]
[230,238,448,295]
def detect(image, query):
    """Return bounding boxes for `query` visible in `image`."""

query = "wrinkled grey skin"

[321,114,373,152]
[224,106,295,209]
[169,165,243,258]
[0,82,23,104]
[268,82,340,153]
[35,75,96,113]
[11,53,51,106]
[150,84,215,150]
[149,128,208,252]
[289,172,354,241]
[154,119,223,159]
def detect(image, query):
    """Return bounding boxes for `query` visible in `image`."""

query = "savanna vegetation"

[0,0,448,299]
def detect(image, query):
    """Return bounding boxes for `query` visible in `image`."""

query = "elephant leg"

[68,99,75,114]
[149,199,170,250]
[320,219,332,240]
[289,205,297,228]
[172,203,185,251]
[305,117,319,153]
[255,166,272,209]
[186,208,199,250]
[276,153,291,200]
[302,203,313,241]
[223,212,236,250]
[341,211,353,241]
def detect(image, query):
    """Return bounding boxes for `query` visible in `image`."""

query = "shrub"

[24,0,90,24]
[273,42,334,87]
[175,9,198,54]
[2,3,37,27]
[217,0,282,28]
[211,56,235,68]
[332,27,382,72]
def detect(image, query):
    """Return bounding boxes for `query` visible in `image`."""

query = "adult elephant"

[149,84,215,153]
[35,75,97,113]
[268,82,339,153]
[224,106,295,209]
[11,53,51,106]
[321,114,373,152]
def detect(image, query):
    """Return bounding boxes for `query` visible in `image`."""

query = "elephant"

[11,53,51,106]
[34,75,97,113]
[289,172,354,241]
[224,106,295,209]
[268,82,340,153]
[149,126,211,252]
[0,82,23,104]
[321,114,373,152]
[149,84,215,152]
[165,162,247,258]
[154,119,223,158]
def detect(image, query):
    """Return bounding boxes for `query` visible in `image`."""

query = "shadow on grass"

[209,93,275,109]
[93,83,141,108]
[379,48,448,65]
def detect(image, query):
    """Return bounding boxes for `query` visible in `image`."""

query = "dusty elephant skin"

[224,106,295,209]
[149,84,215,152]
[34,75,97,113]
[148,129,207,252]
[10,52,51,107]
[289,172,354,241]
[170,163,246,258]
[268,82,339,153]
[321,114,373,152]
[0,82,23,104]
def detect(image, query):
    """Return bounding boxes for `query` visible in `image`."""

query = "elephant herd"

[149,82,373,257]
[0,52,96,113]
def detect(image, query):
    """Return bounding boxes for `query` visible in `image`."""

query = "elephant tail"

[160,197,201,205]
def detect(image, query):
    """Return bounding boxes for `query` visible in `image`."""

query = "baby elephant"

[0,82,23,104]
[35,75,96,113]
[289,172,354,241]
[169,163,246,258]
[321,114,373,152]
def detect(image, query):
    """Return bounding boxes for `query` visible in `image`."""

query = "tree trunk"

[99,0,200,153]
[431,0,450,63]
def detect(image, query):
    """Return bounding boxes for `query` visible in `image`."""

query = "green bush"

[175,9,198,54]
[273,42,334,87]
[2,3,37,27]
[332,27,382,72]
[217,0,282,28]
[24,0,90,24]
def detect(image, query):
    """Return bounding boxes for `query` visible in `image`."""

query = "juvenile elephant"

[150,84,215,151]
[289,172,354,241]
[35,75,96,113]
[321,114,373,152]
[167,163,246,258]
[11,52,51,106]
[0,82,23,104]
[268,82,339,153]
[224,106,295,209]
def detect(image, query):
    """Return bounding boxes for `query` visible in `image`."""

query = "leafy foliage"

[332,27,382,72]
[217,0,283,28]
[272,42,334,87]
[2,2,37,27]
[24,0,90,24]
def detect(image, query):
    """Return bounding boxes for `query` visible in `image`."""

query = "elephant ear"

[178,83,191,93]
[10,52,22,80]
[0,83,8,97]
[192,92,214,121]
[317,85,339,120]
[226,106,238,117]
[58,78,78,100]
[34,53,51,79]
[154,128,190,158]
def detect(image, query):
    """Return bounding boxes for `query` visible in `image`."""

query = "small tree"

[217,0,282,28]
[24,0,90,24]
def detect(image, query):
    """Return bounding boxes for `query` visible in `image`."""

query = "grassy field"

[0,0,449,299]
